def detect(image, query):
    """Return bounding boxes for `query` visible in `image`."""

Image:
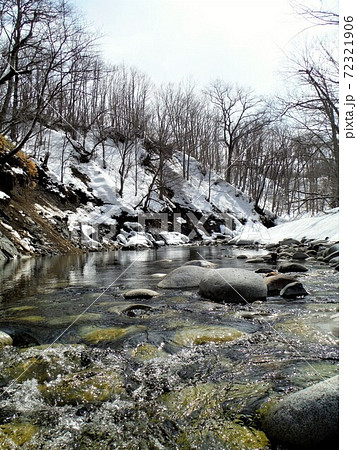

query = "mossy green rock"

[175,423,270,449]
[40,369,123,406]
[8,306,36,313]
[0,422,38,447]
[131,343,167,361]
[47,313,101,326]
[80,325,146,344]
[2,344,86,383]
[162,382,270,449]
[174,325,246,346]
[6,315,45,323]
[274,317,338,345]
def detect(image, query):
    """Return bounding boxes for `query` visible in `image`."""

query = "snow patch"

[0,191,10,200]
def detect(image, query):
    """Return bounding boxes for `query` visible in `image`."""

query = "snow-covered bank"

[263,209,339,244]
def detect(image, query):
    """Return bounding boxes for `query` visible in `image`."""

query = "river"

[0,246,339,449]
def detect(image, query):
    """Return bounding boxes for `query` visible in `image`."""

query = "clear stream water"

[0,246,339,449]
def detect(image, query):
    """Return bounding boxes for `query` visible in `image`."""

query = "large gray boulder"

[199,268,267,303]
[262,376,339,449]
[157,265,211,289]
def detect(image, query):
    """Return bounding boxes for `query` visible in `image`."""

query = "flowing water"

[0,246,339,449]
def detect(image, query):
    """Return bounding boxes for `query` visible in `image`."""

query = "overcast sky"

[74,0,336,94]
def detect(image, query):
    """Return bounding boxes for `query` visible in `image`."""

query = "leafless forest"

[0,0,339,216]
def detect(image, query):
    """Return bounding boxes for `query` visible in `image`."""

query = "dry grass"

[16,151,38,178]
[0,134,14,153]
[0,134,38,178]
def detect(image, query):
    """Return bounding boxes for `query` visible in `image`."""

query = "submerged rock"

[48,313,101,326]
[262,376,339,449]
[1,344,87,384]
[199,268,267,303]
[162,382,270,449]
[6,315,45,324]
[40,369,123,406]
[80,325,146,344]
[109,303,155,317]
[0,421,39,447]
[244,257,266,264]
[157,265,211,289]
[174,325,246,346]
[131,343,168,361]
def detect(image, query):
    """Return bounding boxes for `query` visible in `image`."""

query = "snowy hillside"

[26,129,339,246]
[40,130,260,217]
[22,128,271,248]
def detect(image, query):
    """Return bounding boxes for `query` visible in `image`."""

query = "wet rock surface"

[123,288,160,299]
[280,281,309,299]
[157,265,211,289]
[277,261,309,273]
[0,231,20,261]
[265,274,298,295]
[0,331,13,348]
[199,268,267,303]
[262,376,339,449]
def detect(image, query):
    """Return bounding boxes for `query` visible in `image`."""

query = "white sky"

[74,0,333,94]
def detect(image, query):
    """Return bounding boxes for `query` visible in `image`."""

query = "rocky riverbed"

[0,242,338,449]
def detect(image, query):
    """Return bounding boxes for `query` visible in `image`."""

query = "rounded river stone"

[199,268,267,303]
[262,376,339,449]
[158,266,211,289]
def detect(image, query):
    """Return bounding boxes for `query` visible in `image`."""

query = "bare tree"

[290,0,339,27]
[0,0,98,161]
[105,65,151,197]
[205,80,268,184]
[282,41,339,207]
